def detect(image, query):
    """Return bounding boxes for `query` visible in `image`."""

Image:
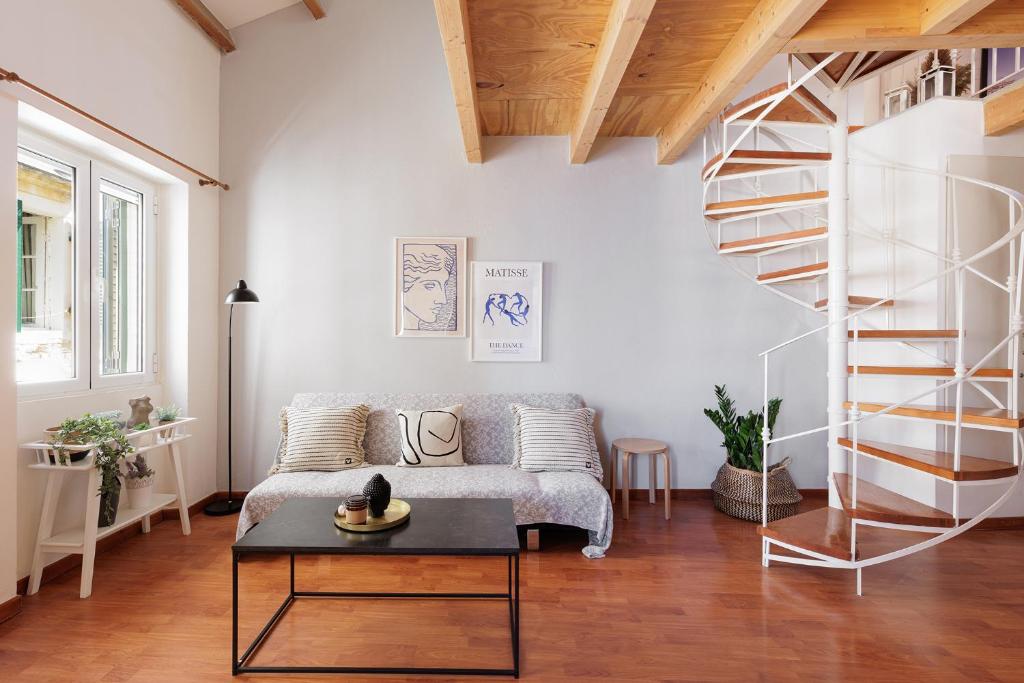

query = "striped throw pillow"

[269,405,369,474]
[511,404,603,480]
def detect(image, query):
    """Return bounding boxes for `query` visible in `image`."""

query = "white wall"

[0,94,18,604]
[219,2,828,494]
[0,0,223,587]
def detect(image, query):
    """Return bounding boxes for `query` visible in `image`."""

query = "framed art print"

[394,237,467,337]
[471,261,542,362]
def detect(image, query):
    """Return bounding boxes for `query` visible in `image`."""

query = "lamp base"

[203,498,244,516]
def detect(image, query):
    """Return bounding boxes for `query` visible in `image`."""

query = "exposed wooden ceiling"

[435,0,1024,164]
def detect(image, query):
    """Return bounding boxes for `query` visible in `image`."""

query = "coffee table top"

[233,497,520,556]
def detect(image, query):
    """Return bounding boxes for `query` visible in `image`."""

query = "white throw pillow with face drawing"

[395,404,466,467]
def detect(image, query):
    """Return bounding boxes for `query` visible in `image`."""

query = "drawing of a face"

[402,244,454,329]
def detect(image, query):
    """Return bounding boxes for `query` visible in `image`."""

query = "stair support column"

[827,90,850,509]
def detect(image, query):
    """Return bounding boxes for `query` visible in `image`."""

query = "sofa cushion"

[270,405,369,474]
[396,404,465,467]
[238,464,613,558]
[511,404,603,480]
[290,393,584,465]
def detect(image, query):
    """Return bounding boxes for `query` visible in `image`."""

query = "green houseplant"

[704,385,801,522]
[52,415,134,526]
[124,454,156,510]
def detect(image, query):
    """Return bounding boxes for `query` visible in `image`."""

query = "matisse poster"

[471,261,542,362]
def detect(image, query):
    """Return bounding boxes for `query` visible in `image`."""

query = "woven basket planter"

[711,457,802,522]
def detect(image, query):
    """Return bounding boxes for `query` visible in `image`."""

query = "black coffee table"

[232,497,521,677]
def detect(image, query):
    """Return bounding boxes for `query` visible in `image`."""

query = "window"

[16,135,155,394]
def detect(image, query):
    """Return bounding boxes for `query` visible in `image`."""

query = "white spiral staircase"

[702,54,1024,594]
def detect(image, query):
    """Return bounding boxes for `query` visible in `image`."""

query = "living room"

[2,0,1024,680]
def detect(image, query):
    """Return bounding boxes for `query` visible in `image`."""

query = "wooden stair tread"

[847,329,958,340]
[814,296,893,311]
[837,437,1018,481]
[702,150,831,178]
[705,190,828,216]
[833,474,954,527]
[845,401,1024,429]
[846,365,1012,378]
[758,507,852,560]
[719,227,826,254]
[722,84,837,126]
[757,261,827,283]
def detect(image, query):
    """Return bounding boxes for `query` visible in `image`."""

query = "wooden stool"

[610,438,670,520]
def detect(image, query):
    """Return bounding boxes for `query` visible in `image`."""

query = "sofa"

[237,392,614,558]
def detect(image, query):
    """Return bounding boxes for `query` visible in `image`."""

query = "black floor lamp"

[205,279,259,516]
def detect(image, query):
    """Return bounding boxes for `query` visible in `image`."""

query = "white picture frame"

[471,261,543,362]
[394,237,467,337]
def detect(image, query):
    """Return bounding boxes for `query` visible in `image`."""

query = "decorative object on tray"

[394,237,467,337]
[395,404,465,467]
[124,454,156,510]
[510,404,603,480]
[471,261,543,362]
[342,494,368,524]
[154,404,181,424]
[334,498,411,532]
[704,385,801,522]
[362,472,392,517]
[128,396,154,429]
[270,405,370,474]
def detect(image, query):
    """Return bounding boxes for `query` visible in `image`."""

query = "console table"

[22,417,195,599]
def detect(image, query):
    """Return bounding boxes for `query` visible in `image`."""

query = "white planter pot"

[125,475,155,510]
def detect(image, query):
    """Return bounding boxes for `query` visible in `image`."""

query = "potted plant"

[704,385,801,522]
[154,404,181,424]
[124,454,156,510]
[53,414,134,526]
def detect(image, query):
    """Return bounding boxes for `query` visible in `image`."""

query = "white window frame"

[16,134,91,397]
[15,133,157,397]
[90,162,157,390]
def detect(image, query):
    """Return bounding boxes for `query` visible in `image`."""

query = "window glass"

[98,178,144,376]
[16,148,76,383]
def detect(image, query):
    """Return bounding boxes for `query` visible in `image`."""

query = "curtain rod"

[1,66,229,190]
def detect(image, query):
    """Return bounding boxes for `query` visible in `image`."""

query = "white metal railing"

[700,52,1024,592]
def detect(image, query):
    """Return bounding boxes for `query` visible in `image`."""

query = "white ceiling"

[203,0,299,30]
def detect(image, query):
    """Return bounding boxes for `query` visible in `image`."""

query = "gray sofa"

[236,392,613,558]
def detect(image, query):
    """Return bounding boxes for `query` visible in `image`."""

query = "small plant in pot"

[125,454,156,510]
[154,404,181,424]
[704,385,801,522]
[53,414,134,526]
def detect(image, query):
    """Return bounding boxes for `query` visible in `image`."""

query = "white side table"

[22,417,196,599]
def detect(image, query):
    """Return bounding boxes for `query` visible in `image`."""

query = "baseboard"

[0,594,22,625]
[16,490,247,596]
[615,488,828,500]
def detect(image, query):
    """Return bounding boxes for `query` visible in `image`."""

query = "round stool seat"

[613,438,668,454]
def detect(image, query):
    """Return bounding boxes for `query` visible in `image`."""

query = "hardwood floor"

[1,498,1023,681]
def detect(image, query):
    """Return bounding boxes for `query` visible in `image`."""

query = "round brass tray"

[334,498,411,532]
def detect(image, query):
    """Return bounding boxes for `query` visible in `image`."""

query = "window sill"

[17,381,161,406]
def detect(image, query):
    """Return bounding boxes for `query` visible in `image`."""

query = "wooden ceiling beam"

[656,0,828,165]
[173,0,236,53]
[984,78,1024,136]
[302,0,327,21]
[570,0,657,164]
[433,0,483,163]
[786,0,1024,52]
[921,0,997,36]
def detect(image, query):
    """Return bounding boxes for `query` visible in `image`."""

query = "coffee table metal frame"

[232,544,520,677]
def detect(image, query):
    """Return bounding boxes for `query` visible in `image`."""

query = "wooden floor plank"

[1,501,1023,680]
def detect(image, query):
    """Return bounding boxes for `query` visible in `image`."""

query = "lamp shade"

[225,279,259,304]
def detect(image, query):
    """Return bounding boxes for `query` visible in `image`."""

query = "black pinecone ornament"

[363,473,392,517]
